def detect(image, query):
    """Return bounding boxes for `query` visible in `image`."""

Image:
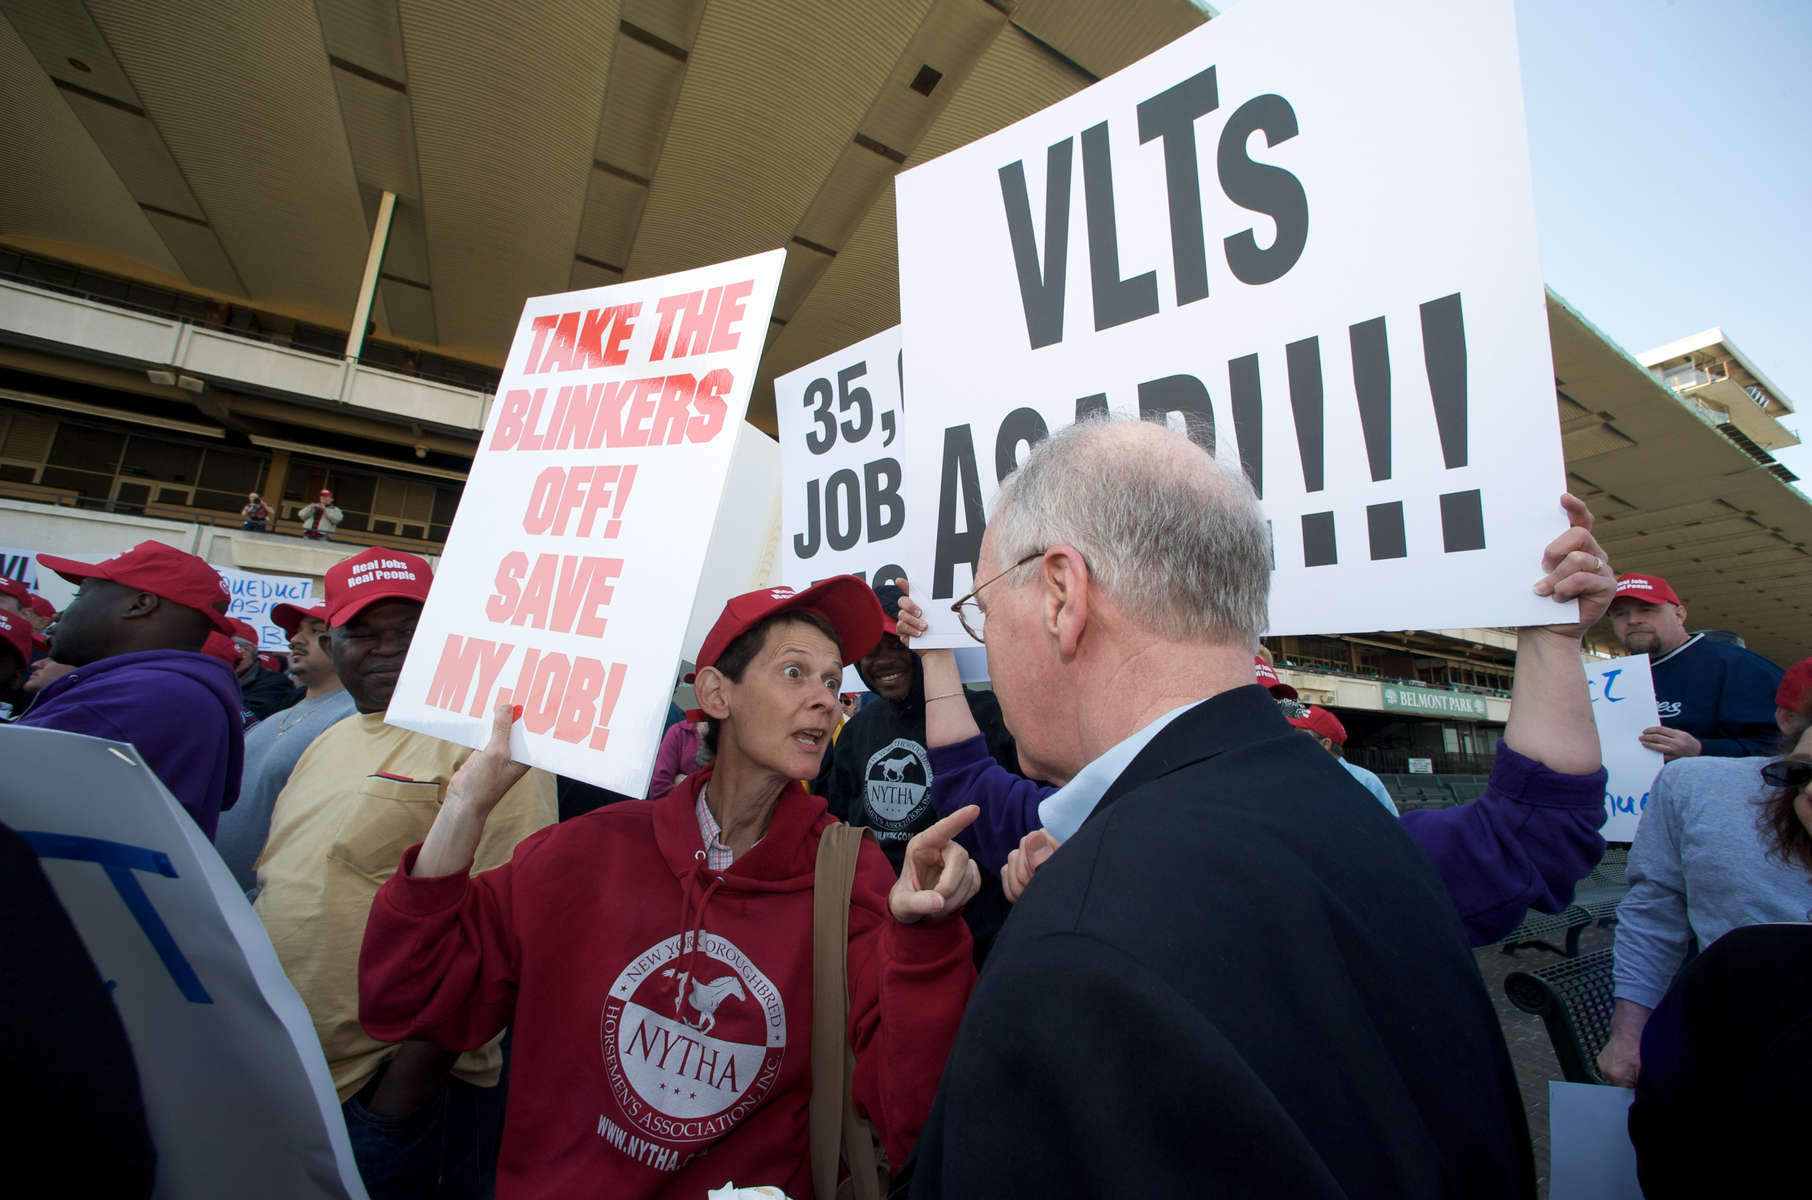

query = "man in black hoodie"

[815,581,1024,961]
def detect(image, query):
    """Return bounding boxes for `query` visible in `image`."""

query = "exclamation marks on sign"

[1286,337,1335,566]
[588,662,628,750]
[604,465,636,539]
[1229,353,1263,500]
[1422,293,1484,553]
[1350,316,1406,561]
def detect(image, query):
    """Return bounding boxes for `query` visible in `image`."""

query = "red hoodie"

[359,769,975,1198]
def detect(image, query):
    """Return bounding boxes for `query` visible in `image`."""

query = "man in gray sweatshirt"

[1598,659,1812,1085]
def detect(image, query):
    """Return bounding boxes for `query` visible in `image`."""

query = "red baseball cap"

[1255,655,1298,700]
[1776,657,1812,714]
[36,541,234,635]
[0,609,36,665]
[228,618,258,644]
[201,631,241,666]
[271,601,328,638]
[1287,705,1347,745]
[1611,573,1681,607]
[0,575,28,607]
[323,548,433,627]
[696,577,885,674]
[26,593,56,620]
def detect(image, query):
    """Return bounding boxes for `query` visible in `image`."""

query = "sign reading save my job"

[896,0,1570,643]
[387,250,785,794]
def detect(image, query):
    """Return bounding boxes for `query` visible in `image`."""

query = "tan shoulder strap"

[809,822,881,1200]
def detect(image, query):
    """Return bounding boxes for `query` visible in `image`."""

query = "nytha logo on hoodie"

[598,931,787,1166]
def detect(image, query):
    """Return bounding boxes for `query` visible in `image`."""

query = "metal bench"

[1503,947,1616,1084]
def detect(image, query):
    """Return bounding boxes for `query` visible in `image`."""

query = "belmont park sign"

[1380,683,1490,720]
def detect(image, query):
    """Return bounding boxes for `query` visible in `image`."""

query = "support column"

[345,190,397,363]
[263,449,291,519]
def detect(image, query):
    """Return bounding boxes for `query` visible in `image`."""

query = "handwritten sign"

[894,0,1570,643]
[1586,654,1665,841]
[386,250,786,795]
[217,566,314,652]
[0,725,367,1198]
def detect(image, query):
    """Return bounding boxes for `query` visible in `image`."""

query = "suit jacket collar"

[1086,684,1292,828]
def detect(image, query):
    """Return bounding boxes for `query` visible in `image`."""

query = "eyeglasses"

[950,550,1043,644]
[1760,759,1812,791]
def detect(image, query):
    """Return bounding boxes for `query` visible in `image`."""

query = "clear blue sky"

[1513,0,1812,475]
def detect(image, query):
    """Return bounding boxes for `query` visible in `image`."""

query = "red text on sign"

[522,464,637,538]
[487,370,730,452]
[486,553,625,636]
[649,281,754,361]
[524,304,640,374]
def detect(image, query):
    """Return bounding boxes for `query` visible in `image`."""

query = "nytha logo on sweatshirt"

[862,737,933,842]
[598,931,786,1165]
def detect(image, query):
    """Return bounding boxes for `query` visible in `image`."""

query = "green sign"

[1379,683,1489,719]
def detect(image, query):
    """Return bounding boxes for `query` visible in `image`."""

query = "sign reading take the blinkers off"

[896,0,1574,644]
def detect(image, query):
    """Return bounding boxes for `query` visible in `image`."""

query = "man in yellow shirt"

[255,548,555,1198]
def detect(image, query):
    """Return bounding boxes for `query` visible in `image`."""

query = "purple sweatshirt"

[17,649,245,840]
[928,735,1607,947]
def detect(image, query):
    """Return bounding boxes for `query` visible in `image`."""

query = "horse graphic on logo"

[660,968,747,1036]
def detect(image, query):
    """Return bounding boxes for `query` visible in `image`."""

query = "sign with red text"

[386,250,786,794]
[895,0,1571,644]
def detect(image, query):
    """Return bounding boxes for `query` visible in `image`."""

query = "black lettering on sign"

[1421,293,1482,553]
[995,408,1049,483]
[837,362,873,444]
[1137,374,1214,454]
[866,458,904,541]
[1302,511,1337,568]
[1349,316,1392,483]
[825,469,861,552]
[1219,95,1309,286]
[1285,336,1324,494]
[794,480,823,560]
[934,425,985,599]
[999,140,1074,350]
[1228,353,1263,498]
[1081,122,1159,332]
[1075,393,1109,422]
[1367,500,1407,561]
[803,377,835,454]
[1136,66,1220,307]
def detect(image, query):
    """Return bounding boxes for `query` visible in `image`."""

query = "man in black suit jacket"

[909,419,1537,1197]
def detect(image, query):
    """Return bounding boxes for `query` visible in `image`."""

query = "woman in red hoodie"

[359,577,981,1197]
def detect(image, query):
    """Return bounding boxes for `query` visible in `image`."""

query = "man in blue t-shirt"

[1609,572,1782,759]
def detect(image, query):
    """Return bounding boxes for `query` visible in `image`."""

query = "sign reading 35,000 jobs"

[896,0,1572,644]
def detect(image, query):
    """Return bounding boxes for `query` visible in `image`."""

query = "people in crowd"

[905,419,1538,1196]
[24,591,58,632]
[1596,656,1812,1087]
[251,547,556,1197]
[240,491,273,532]
[0,608,38,718]
[297,489,343,541]
[648,710,705,799]
[14,541,243,838]
[0,574,31,620]
[1284,702,1399,815]
[907,491,1613,947]
[358,578,981,1197]
[1625,696,1812,1197]
[214,601,357,895]
[816,581,1020,961]
[1608,572,1782,758]
[229,617,303,721]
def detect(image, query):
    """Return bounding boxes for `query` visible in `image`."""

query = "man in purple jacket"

[16,541,245,839]
[902,494,1613,947]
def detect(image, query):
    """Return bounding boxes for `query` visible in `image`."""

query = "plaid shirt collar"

[694,783,737,870]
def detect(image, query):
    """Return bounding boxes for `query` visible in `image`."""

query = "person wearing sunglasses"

[1624,697,1812,1197]
[1597,655,1812,1089]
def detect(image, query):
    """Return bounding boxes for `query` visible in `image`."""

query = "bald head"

[988,417,1271,646]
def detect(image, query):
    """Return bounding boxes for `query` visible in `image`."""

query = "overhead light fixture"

[176,375,206,393]
[146,369,176,387]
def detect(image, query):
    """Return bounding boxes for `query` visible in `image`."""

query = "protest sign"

[1,544,39,589]
[218,565,315,651]
[895,0,1570,643]
[386,250,786,795]
[1586,653,1665,841]
[0,725,367,1198]
[1548,1082,1642,1200]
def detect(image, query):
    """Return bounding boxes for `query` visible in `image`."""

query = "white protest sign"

[0,544,39,590]
[0,725,367,1199]
[386,249,786,795]
[774,326,990,689]
[1586,653,1665,841]
[895,0,1570,644]
[218,566,315,652]
[775,325,908,593]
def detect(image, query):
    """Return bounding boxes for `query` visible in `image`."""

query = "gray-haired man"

[908,419,1537,1197]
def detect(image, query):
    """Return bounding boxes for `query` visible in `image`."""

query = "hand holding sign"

[890,805,984,924]
[1529,492,1617,637]
[413,703,528,878]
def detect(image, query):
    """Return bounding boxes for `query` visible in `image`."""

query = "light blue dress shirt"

[1037,702,1198,843]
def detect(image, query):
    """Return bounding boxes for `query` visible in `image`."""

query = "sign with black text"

[896,0,1571,643]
